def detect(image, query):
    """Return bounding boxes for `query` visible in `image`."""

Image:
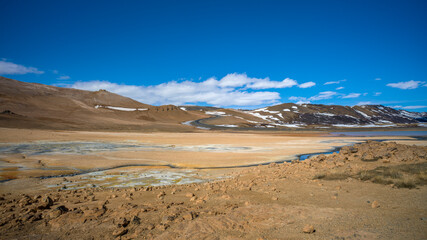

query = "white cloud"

[217,73,260,88]
[288,96,306,101]
[391,105,427,110]
[309,91,337,101]
[70,75,283,107]
[375,78,381,81]
[342,93,361,99]
[386,80,426,90]
[289,91,337,102]
[324,81,340,85]
[298,81,316,88]
[67,73,317,107]
[0,60,44,75]
[356,101,372,105]
[246,77,298,89]
[374,92,382,96]
[214,73,299,90]
[57,75,70,80]
[336,86,344,90]
[324,79,346,85]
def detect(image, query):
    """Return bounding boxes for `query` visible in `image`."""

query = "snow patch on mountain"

[95,105,148,111]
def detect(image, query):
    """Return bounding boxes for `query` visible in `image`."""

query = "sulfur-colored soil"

[1,128,424,183]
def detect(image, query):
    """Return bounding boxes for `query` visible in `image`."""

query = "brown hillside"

[0,77,203,131]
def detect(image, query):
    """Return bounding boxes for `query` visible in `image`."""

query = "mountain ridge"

[0,76,426,131]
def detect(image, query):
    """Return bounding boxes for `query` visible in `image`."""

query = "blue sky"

[0,0,426,110]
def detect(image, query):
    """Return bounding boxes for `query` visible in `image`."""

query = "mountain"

[0,77,206,131]
[1,77,426,131]
[181,103,427,129]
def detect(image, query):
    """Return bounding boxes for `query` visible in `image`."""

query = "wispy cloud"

[310,91,337,100]
[289,91,337,103]
[386,80,426,90]
[336,86,344,90]
[57,75,71,80]
[391,105,427,110]
[342,93,361,99]
[288,96,307,102]
[290,90,363,103]
[374,92,382,96]
[298,81,316,88]
[356,101,373,105]
[0,60,44,75]
[375,78,381,81]
[324,79,346,85]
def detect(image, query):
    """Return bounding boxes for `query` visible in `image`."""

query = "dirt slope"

[0,77,204,131]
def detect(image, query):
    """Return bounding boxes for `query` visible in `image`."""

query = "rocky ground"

[0,141,426,240]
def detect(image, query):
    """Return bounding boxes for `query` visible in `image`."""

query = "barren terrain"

[0,128,426,239]
[0,139,426,239]
[1,77,427,239]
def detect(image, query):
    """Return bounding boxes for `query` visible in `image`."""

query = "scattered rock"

[186,193,195,198]
[182,211,198,221]
[371,201,380,208]
[112,228,128,237]
[49,205,68,218]
[157,191,166,199]
[38,196,53,209]
[162,215,175,223]
[143,223,155,230]
[117,217,129,228]
[131,215,141,225]
[18,195,31,207]
[157,224,169,231]
[303,225,315,234]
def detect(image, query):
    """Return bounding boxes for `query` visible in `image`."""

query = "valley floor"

[0,128,426,239]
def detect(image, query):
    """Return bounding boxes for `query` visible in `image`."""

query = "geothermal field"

[0,127,426,239]
[0,77,426,239]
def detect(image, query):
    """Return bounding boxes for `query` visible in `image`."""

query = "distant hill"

[185,103,427,129]
[0,77,425,131]
[0,77,206,131]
